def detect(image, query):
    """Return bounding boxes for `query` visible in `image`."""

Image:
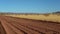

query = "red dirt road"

[0,16,60,34]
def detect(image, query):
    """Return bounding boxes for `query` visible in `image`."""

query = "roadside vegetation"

[5,14,60,22]
[0,11,60,22]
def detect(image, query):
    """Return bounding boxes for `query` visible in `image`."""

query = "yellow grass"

[6,14,60,22]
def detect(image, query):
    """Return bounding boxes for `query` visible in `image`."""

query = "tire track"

[3,16,46,34]
[0,21,6,34]
[0,16,60,34]
[3,17,40,34]
[4,18,60,31]
[0,17,27,34]
[3,16,60,34]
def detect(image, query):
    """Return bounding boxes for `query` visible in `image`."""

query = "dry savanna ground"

[0,16,60,34]
[5,14,60,22]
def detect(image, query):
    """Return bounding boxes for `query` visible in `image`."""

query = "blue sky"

[0,0,60,13]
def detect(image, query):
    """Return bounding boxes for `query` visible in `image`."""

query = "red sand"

[0,16,60,34]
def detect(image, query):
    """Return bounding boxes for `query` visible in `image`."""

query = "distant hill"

[52,11,60,14]
[0,11,60,15]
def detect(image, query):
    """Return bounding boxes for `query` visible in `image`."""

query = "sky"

[0,0,60,13]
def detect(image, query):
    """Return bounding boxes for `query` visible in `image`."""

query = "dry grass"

[5,14,60,22]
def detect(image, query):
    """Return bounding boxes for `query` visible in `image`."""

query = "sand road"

[0,16,60,34]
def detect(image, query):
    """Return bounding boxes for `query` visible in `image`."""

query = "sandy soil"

[6,14,60,22]
[0,16,60,34]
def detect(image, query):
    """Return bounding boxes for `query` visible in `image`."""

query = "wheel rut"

[0,16,60,34]
[0,21,6,34]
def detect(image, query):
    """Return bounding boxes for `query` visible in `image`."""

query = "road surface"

[0,16,60,34]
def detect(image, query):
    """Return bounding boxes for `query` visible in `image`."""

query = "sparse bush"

[43,14,50,16]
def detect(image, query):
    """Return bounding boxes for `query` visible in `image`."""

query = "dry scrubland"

[6,14,60,22]
[0,15,60,34]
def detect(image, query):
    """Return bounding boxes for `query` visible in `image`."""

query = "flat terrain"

[6,14,60,22]
[0,16,60,34]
